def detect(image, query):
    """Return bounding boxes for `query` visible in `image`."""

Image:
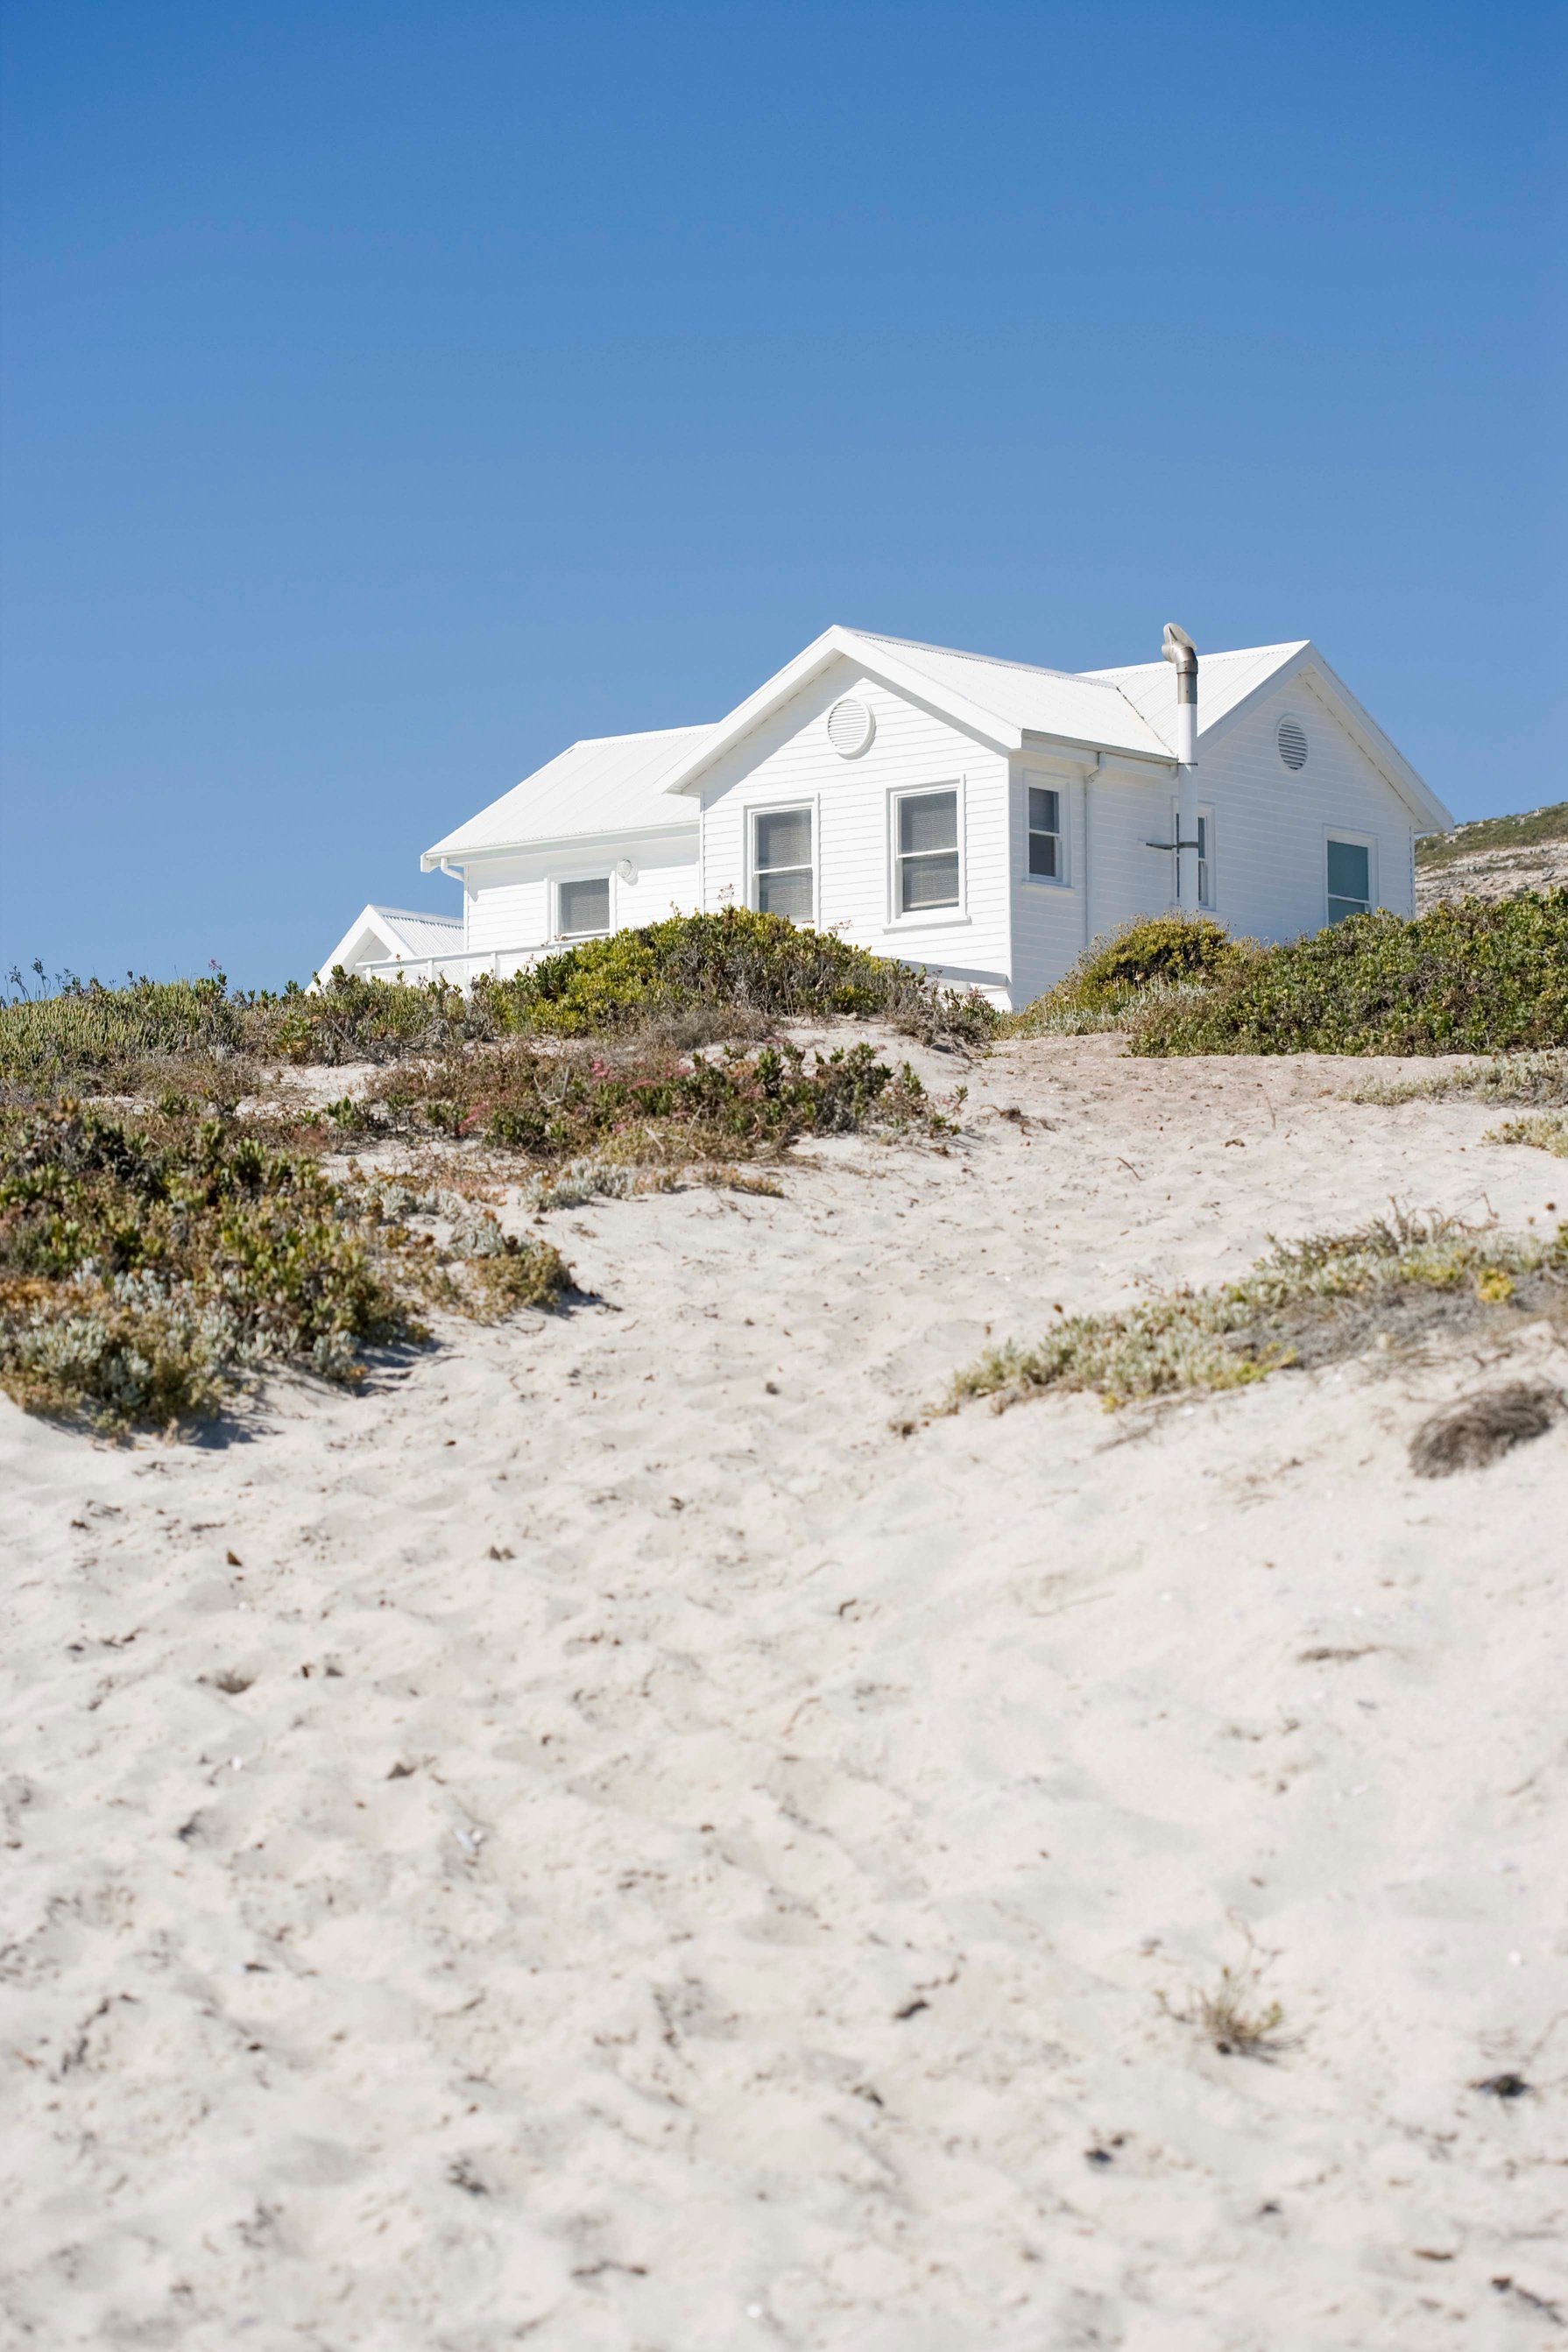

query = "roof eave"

[420,816,701,871]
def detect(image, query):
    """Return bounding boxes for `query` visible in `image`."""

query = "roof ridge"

[848,628,1127,696]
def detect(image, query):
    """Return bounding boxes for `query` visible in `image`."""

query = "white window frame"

[1023,773,1070,888]
[746,797,819,926]
[886,778,968,929]
[554,870,614,941]
[1324,827,1377,925]
[1170,796,1217,910]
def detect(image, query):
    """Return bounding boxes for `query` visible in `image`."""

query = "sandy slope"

[3,1035,1566,2352]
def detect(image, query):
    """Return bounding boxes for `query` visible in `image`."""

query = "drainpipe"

[1162,622,1199,914]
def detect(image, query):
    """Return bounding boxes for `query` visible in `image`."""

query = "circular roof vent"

[1277,714,1309,772]
[826,696,875,758]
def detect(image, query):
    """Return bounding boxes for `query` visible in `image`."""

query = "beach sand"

[4,1035,1565,2350]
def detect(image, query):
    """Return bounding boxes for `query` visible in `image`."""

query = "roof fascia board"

[1020,730,1176,770]
[420,818,700,872]
[659,626,1023,801]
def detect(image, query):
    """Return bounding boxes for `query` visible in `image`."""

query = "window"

[1326,837,1372,923]
[557,875,611,937]
[1028,785,1063,879]
[752,806,814,923]
[895,788,960,915]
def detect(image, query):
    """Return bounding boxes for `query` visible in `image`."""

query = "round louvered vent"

[826,697,875,758]
[1277,715,1309,772]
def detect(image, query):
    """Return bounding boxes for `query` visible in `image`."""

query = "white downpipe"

[1163,623,1199,915]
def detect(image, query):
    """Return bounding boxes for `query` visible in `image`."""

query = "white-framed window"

[1171,798,1216,909]
[1325,832,1374,924]
[1026,780,1067,884]
[556,874,611,938]
[892,785,962,917]
[751,804,815,924]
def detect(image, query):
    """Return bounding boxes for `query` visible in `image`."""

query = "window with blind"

[557,876,611,936]
[1028,784,1063,880]
[1326,837,1372,924]
[894,788,960,915]
[752,806,814,923]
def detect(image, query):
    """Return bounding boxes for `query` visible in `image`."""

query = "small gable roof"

[423,724,712,867]
[317,903,463,981]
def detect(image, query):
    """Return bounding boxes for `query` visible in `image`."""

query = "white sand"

[4,1035,1565,2350]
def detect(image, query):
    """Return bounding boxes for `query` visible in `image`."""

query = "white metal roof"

[851,630,1176,758]
[372,907,464,958]
[423,724,712,866]
[316,903,463,984]
[1082,641,1310,745]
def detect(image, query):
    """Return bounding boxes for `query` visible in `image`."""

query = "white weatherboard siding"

[463,829,700,966]
[696,662,1014,998]
[1196,675,1418,942]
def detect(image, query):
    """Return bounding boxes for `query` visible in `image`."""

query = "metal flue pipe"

[1162,622,1199,913]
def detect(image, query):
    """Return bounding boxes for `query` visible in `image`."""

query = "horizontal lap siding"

[697,662,1013,996]
[1197,679,1417,940]
[464,831,699,956]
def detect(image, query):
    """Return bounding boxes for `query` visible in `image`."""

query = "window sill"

[884,911,971,932]
[1021,873,1071,890]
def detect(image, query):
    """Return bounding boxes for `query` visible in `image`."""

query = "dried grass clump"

[1484,1112,1568,1157]
[1409,1382,1564,1478]
[1350,1050,1568,1109]
[950,1210,1568,1415]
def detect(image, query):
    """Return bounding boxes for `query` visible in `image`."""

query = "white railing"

[354,943,545,988]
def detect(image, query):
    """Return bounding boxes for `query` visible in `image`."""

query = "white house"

[324,625,1451,1010]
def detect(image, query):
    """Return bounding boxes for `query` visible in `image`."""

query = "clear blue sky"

[3,1,1562,989]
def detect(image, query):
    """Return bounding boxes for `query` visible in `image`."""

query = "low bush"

[1008,915,1240,1036]
[369,1035,936,1161]
[479,907,998,1049]
[0,1103,569,1430]
[949,1210,1568,1414]
[1129,893,1568,1057]
[1,913,997,1098]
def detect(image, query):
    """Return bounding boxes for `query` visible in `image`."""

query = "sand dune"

[4,1035,1565,2350]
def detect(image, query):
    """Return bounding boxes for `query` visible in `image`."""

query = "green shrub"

[476,908,999,1049]
[370,1035,936,1160]
[1130,893,1568,1057]
[1,914,997,1098]
[0,1103,569,1430]
[1009,915,1240,1036]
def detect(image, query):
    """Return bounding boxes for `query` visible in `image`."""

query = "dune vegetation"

[0,915,967,1430]
[1011,893,1568,1059]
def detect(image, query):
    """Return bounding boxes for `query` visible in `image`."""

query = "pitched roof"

[371,907,464,960]
[422,724,712,866]
[1081,641,1310,745]
[851,630,1175,758]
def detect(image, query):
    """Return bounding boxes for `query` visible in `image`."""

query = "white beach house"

[322,625,1450,1010]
